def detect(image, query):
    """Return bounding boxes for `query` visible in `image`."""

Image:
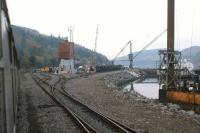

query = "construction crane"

[158,0,200,113]
[112,40,133,68]
[68,26,74,42]
[112,29,166,69]
[92,25,99,66]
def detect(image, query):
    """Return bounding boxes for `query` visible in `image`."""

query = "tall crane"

[112,40,133,69]
[112,30,166,69]
[92,25,99,66]
[68,26,74,42]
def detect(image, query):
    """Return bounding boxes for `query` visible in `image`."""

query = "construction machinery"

[112,29,166,69]
[158,0,200,113]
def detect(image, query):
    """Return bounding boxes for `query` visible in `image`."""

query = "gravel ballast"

[64,71,200,133]
[17,73,81,133]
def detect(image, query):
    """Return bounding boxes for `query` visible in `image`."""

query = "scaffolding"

[158,49,181,90]
[158,0,181,90]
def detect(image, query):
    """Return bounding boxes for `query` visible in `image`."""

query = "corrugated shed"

[58,41,74,59]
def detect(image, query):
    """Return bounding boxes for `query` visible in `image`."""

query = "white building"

[59,59,76,74]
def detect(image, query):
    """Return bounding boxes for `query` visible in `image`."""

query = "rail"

[31,73,138,133]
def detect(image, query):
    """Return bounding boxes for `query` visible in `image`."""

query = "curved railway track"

[32,73,138,133]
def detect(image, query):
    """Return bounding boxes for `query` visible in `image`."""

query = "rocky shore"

[103,70,140,88]
[102,70,200,127]
[64,71,200,133]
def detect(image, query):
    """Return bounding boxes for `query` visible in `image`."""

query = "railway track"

[32,73,138,133]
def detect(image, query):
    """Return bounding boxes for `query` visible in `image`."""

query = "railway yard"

[2,0,200,132]
[16,71,200,133]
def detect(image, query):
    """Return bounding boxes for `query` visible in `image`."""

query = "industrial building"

[58,38,76,74]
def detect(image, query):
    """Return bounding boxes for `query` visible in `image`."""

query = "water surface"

[123,78,159,99]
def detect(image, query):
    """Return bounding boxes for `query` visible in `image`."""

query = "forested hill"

[12,25,110,68]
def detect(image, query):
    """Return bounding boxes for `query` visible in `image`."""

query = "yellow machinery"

[41,67,49,72]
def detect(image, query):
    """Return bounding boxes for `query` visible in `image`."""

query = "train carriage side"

[0,0,19,133]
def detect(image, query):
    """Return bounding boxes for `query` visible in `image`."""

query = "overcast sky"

[6,0,200,59]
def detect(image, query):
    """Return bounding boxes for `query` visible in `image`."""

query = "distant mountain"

[115,46,200,69]
[114,49,159,68]
[12,25,110,68]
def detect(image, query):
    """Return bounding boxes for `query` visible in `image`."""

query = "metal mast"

[159,0,181,90]
[68,26,74,42]
[93,25,99,66]
[167,0,175,89]
[167,0,175,51]
[129,41,133,69]
[167,0,176,89]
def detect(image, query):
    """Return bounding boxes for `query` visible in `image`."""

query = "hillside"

[115,46,200,69]
[12,25,110,68]
[114,49,159,68]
